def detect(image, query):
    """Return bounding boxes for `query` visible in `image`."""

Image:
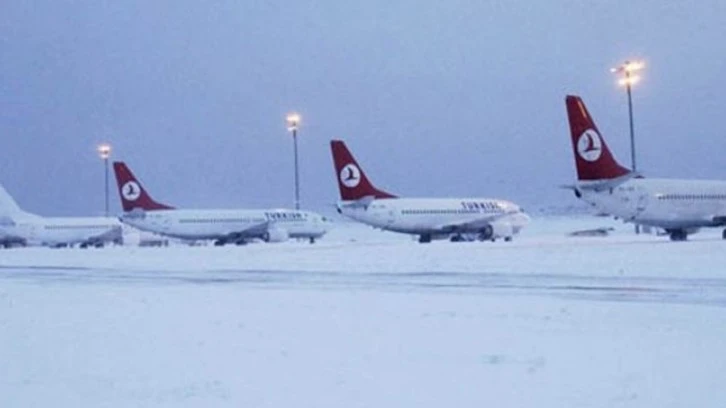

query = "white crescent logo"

[121,181,141,201]
[339,164,361,188]
[577,129,602,162]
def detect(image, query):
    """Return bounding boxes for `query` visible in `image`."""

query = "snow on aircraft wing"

[338,195,376,209]
[221,221,270,240]
[83,225,123,245]
[434,213,506,233]
[574,171,641,192]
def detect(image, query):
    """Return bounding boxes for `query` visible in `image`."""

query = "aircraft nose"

[517,212,531,226]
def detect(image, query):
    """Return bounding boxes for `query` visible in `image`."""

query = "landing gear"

[213,239,226,246]
[478,225,494,241]
[450,234,464,242]
[309,237,316,244]
[504,236,512,242]
[722,229,726,240]
[667,229,688,242]
[419,234,432,244]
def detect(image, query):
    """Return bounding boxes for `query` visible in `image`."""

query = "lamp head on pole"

[611,60,645,87]
[97,143,112,160]
[286,112,301,132]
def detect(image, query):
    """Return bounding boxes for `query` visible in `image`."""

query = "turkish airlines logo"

[339,163,361,188]
[577,129,602,162]
[121,181,141,201]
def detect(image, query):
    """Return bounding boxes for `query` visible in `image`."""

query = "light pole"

[286,112,301,210]
[97,143,112,217]
[611,60,645,233]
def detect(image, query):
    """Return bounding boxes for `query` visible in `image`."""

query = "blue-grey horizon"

[1,1,724,216]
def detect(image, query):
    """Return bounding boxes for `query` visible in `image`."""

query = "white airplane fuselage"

[0,214,122,247]
[338,197,530,239]
[578,178,726,230]
[120,208,330,242]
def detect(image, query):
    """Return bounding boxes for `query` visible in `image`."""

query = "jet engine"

[479,220,514,241]
[263,227,289,243]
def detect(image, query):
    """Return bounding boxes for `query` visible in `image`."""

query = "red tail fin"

[330,140,397,201]
[566,95,630,181]
[112,162,174,211]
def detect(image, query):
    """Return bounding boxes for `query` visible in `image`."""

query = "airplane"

[565,94,726,241]
[112,162,330,245]
[329,140,530,243]
[0,184,122,248]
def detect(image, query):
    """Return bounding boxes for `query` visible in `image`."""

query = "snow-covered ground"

[1,216,725,407]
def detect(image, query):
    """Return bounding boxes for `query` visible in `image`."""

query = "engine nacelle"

[490,220,514,239]
[264,227,289,243]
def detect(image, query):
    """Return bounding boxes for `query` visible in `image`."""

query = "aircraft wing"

[221,221,270,240]
[83,225,123,245]
[563,171,641,193]
[435,213,504,233]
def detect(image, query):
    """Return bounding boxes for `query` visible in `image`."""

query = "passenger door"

[635,187,648,215]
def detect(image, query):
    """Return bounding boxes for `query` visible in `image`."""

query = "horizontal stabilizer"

[575,171,640,192]
[338,196,377,209]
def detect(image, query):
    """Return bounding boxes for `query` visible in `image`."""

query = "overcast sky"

[1,1,725,216]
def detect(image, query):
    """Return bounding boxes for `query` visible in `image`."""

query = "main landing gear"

[667,229,688,242]
[214,239,247,246]
[722,229,726,240]
[419,234,432,244]
[478,225,494,242]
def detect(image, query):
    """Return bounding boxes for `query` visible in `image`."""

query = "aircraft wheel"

[309,237,315,244]
[214,240,226,246]
[419,234,432,244]
[504,236,512,242]
[478,225,494,241]
[722,229,726,240]
[668,230,687,241]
